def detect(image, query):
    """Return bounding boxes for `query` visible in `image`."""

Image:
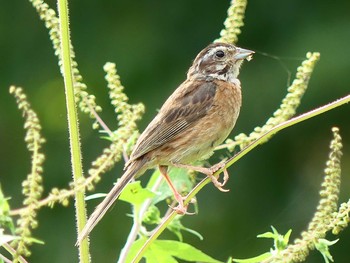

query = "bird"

[77,42,254,244]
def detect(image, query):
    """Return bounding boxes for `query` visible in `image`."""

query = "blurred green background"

[1,0,350,262]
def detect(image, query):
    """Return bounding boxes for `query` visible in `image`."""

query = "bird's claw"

[208,161,230,192]
[169,195,196,215]
[169,204,196,215]
[170,161,231,192]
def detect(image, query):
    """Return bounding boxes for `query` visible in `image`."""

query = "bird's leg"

[158,165,192,215]
[171,160,230,192]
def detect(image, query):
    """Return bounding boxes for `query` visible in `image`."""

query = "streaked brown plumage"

[77,42,254,244]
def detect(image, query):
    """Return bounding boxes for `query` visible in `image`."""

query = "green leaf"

[315,238,339,263]
[125,237,147,263]
[25,236,45,245]
[167,216,203,242]
[145,243,179,263]
[0,185,15,233]
[126,238,222,263]
[257,226,292,251]
[119,181,156,205]
[126,238,178,263]
[232,252,271,263]
[283,229,292,245]
[152,240,222,263]
[234,227,292,263]
[257,232,275,239]
[147,168,193,205]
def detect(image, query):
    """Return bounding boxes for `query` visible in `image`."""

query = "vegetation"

[1,0,349,262]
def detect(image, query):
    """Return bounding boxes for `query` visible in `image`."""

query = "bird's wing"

[130,81,217,160]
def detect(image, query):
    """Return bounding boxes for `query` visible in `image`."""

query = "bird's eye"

[215,50,225,58]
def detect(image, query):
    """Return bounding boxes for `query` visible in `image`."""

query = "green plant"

[1,0,349,262]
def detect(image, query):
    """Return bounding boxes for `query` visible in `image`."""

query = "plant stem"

[3,243,29,263]
[225,93,350,169]
[57,0,90,262]
[0,254,11,263]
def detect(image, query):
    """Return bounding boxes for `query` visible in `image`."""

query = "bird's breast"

[155,80,242,165]
[205,80,242,146]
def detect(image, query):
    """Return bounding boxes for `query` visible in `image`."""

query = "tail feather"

[77,159,148,245]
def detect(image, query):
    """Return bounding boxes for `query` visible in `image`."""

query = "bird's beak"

[234,47,255,61]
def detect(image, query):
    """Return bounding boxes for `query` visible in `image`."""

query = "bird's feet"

[207,160,230,192]
[169,192,195,215]
[159,165,196,215]
[171,161,230,192]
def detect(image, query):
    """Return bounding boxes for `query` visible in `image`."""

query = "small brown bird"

[78,42,254,243]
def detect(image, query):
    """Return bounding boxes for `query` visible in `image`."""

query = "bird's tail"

[76,158,148,245]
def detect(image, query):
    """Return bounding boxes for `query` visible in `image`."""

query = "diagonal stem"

[131,93,350,263]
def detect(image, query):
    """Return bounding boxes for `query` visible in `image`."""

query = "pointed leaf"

[315,238,339,263]
[283,229,292,245]
[257,232,275,239]
[25,236,45,245]
[125,238,179,263]
[119,181,156,205]
[145,243,179,263]
[167,216,203,242]
[153,240,223,263]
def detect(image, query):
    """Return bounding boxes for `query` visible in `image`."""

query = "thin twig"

[2,243,29,263]
[86,101,113,136]
[10,145,119,216]
[0,254,12,263]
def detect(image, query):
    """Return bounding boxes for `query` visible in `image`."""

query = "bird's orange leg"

[158,165,193,215]
[171,161,230,192]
